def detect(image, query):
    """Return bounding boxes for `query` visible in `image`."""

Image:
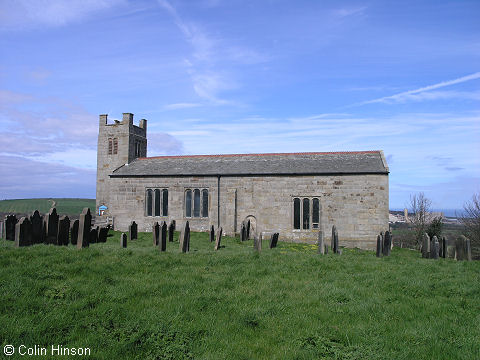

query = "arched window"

[312,198,320,229]
[108,138,113,155]
[154,189,161,216]
[202,189,208,217]
[293,198,300,229]
[146,189,153,216]
[113,138,118,154]
[162,189,168,216]
[185,190,192,217]
[193,189,200,217]
[303,198,310,229]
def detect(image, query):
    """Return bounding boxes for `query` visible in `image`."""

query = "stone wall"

[105,173,388,249]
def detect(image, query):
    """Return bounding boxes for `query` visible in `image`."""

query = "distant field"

[1,231,479,359]
[0,198,95,216]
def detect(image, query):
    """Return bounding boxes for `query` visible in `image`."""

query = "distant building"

[96,113,390,249]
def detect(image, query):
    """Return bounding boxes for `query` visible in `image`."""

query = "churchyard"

[1,210,479,359]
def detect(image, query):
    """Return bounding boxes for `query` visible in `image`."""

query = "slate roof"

[111,151,389,177]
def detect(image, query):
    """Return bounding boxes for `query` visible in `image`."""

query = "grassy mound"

[0,198,95,216]
[1,231,479,359]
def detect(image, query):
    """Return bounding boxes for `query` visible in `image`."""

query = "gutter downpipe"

[217,175,221,227]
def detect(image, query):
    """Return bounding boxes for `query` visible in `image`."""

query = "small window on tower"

[108,138,113,155]
[113,138,118,154]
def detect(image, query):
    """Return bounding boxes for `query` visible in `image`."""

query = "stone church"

[96,113,389,249]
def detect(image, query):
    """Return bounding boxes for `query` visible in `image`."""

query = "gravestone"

[270,233,279,249]
[15,217,32,247]
[77,208,91,249]
[332,226,339,254]
[441,236,448,259]
[455,235,466,261]
[30,210,43,244]
[70,220,79,245]
[5,214,17,241]
[318,231,324,254]
[465,237,472,261]
[152,222,159,246]
[254,234,262,252]
[160,221,167,252]
[421,233,430,258]
[129,221,138,241]
[383,231,392,256]
[98,227,108,243]
[431,236,439,259]
[439,236,444,258]
[331,225,336,252]
[57,216,70,246]
[179,221,190,253]
[376,234,383,257]
[45,208,59,245]
[89,227,98,244]
[214,227,223,251]
[121,233,127,248]
[168,221,175,242]
[240,222,246,242]
[0,221,3,240]
[324,244,329,254]
[210,225,215,242]
[446,245,456,259]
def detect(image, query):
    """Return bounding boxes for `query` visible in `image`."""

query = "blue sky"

[0,0,479,210]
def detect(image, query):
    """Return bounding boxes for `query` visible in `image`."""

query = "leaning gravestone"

[270,233,279,249]
[30,210,43,244]
[152,222,160,246]
[431,236,440,259]
[129,221,138,241]
[45,208,59,245]
[77,208,91,249]
[168,220,175,242]
[376,234,383,257]
[214,227,223,251]
[121,233,127,248]
[98,227,108,243]
[15,217,32,247]
[179,221,190,253]
[57,216,70,246]
[160,221,167,252]
[254,234,262,252]
[70,220,79,245]
[383,231,392,256]
[5,214,17,241]
[210,225,215,242]
[421,233,430,258]
[318,231,325,254]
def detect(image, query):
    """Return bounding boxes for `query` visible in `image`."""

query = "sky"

[0,0,479,210]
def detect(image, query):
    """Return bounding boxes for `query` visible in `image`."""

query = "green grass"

[0,198,95,216]
[1,231,479,359]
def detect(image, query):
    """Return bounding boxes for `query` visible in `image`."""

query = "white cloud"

[0,0,126,30]
[357,71,480,105]
[163,103,202,110]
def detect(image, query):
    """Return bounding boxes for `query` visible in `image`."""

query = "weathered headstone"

[317,230,324,254]
[70,220,79,245]
[383,231,392,256]
[152,222,160,246]
[15,217,32,247]
[214,227,223,251]
[57,216,70,246]
[331,225,336,253]
[89,227,98,244]
[210,225,215,242]
[168,220,175,242]
[160,221,167,252]
[240,222,246,241]
[376,234,383,257]
[121,233,127,248]
[45,208,59,245]
[441,236,448,259]
[77,208,91,249]
[98,227,108,243]
[179,221,190,253]
[455,235,466,261]
[0,221,3,240]
[324,244,329,254]
[270,233,279,249]
[129,221,138,241]
[465,237,472,261]
[5,214,17,241]
[30,210,43,244]
[431,236,439,259]
[421,233,430,258]
[254,234,262,252]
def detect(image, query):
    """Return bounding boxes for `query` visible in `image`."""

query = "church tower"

[96,113,147,217]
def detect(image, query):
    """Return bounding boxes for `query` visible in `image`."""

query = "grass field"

[0,198,95,216]
[1,231,479,359]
